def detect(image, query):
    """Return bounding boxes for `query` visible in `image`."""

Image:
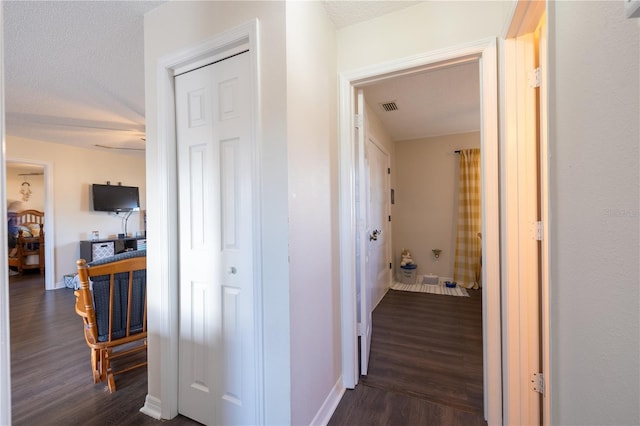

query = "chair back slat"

[108,274,115,342]
[76,256,146,343]
[73,253,147,393]
[126,271,133,337]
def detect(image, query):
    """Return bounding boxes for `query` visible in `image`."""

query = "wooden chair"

[74,255,147,392]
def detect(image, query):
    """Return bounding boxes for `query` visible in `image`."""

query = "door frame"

[338,37,502,424]
[141,19,264,422]
[5,159,55,290]
[502,1,549,424]
[0,6,11,423]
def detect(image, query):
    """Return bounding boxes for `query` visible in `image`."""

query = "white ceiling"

[362,61,480,141]
[3,1,476,153]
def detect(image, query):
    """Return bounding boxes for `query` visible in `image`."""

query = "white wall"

[393,132,480,280]
[285,2,339,423]
[337,1,513,72]
[144,2,291,423]
[548,2,640,424]
[7,136,145,284]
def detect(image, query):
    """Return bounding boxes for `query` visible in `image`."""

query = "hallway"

[329,288,486,425]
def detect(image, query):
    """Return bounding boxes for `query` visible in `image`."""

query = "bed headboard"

[9,209,44,227]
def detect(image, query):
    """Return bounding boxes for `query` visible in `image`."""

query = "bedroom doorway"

[339,39,501,423]
[5,160,54,290]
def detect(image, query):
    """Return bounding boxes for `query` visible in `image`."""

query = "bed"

[8,209,45,275]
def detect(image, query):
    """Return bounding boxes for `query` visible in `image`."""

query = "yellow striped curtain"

[453,149,482,289]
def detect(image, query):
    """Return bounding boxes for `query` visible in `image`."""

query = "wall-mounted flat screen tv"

[92,184,140,212]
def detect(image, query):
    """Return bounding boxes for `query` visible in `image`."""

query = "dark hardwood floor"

[10,272,485,425]
[9,272,199,426]
[329,288,486,426]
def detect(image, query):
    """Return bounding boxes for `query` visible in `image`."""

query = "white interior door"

[175,51,256,426]
[358,90,391,376]
[366,139,390,303]
[364,137,391,356]
[356,89,371,375]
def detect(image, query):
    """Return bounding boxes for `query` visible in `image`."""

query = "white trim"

[501,3,549,425]
[309,377,345,426]
[338,74,358,389]
[139,395,163,420]
[499,37,519,424]
[0,4,12,422]
[145,19,263,423]
[6,158,55,291]
[538,14,551,426]
[501,33,541,426]
[338,37,502,425]
[478,40,502,426]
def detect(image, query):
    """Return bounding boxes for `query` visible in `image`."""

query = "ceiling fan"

[7,112,146,152]
[94,144,145,151]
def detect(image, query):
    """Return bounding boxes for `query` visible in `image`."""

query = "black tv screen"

[92,184,140,212]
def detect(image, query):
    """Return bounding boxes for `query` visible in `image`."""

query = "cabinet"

[80,237,147,262]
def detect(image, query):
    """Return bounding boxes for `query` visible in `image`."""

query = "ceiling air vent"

[379,101,399,112]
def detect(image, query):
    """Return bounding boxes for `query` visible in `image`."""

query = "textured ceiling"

[3,0,474,154]
[322,1,420,28]
[3,1,163,154]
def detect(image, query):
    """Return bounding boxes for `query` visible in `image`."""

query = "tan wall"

[393,132,480,280]
[7,137,146,284]
[6,164,45,212]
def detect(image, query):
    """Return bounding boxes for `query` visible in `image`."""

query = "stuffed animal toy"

[400,249,414,266]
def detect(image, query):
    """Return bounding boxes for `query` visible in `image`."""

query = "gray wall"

[549,2,639,424]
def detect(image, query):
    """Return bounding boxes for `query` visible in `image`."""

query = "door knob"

[229,266,237,274]
[369,229,381,241]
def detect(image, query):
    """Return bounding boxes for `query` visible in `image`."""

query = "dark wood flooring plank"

[329,288,486,425]
[9,272,199,426]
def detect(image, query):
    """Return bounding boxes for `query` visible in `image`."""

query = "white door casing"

[502,2,548,423]
[175,51,257,425]
[339,38,501,424]
[0,5,10,423]
[538,15,551,426]
[5,160,55,290]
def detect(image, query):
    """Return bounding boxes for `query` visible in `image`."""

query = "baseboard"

[310,376,345,426]
[139,394,163,420]
[54,280,67,290]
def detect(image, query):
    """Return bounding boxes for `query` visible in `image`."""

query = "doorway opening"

[339,38,501,424]
[5,160,54,290]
